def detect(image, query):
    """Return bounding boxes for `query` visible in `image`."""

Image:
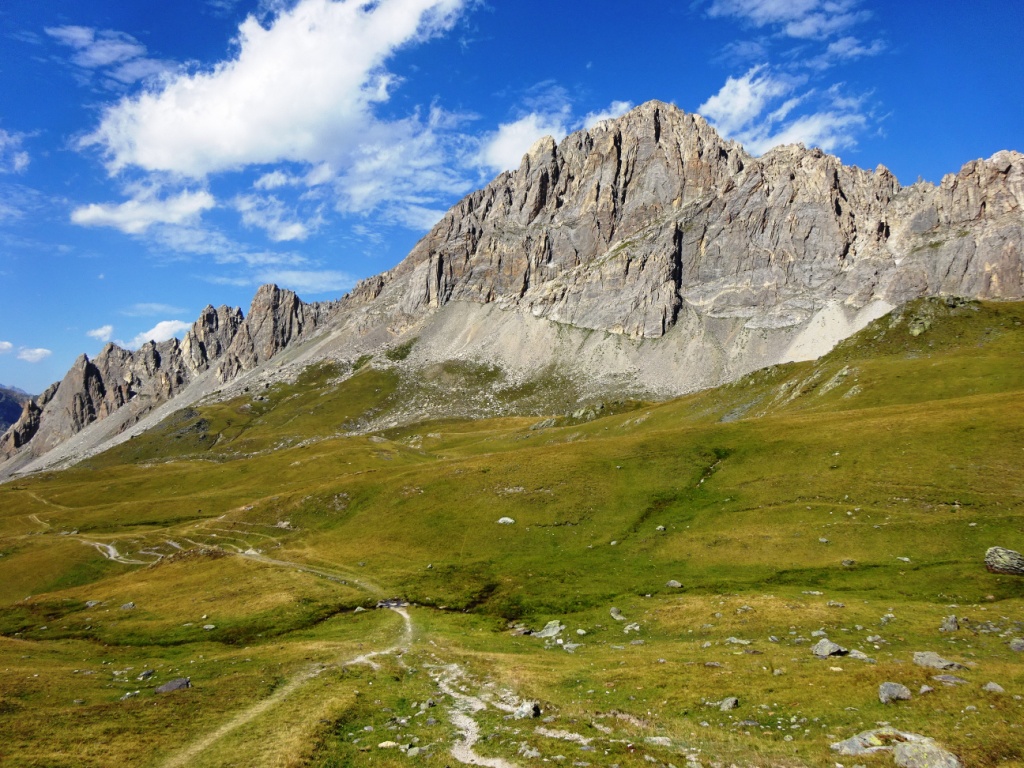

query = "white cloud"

[583,101,634,130]
[211,268,355,295]
[699,66,793,137]
[232,194,315,241]
[46,25,171,85]
[825,36,885,60]
[71,189,216,234]
[475,98,638,175]
[123,320,192,349]
[0,130,30,174]
[122,302,187,317]
[477,112,570,174]
[73,0,474,235]
[0,341,12,354]
[706,0,867,39]
[700,66,867,155]
[81,0,467,178]
[87,325,114,342]
[17,348,52,363]
[254,170,295,190]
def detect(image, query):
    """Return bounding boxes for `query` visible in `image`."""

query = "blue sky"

[1,0,1021,393]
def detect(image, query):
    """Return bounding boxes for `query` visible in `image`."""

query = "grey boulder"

[811,638,848,658]
[879,682,912,704]
[155,678,191,694]
[913,651,967,670]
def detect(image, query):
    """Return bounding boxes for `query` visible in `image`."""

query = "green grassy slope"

[0,298,1022,767]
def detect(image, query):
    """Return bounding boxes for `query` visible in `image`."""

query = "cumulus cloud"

[46,25,172,85]
[0,341,12,354]
[81,0,466,177]
[0,130,30,174]
[700,66,866,155]
[122,320,192,349]
[17,348,52,363]
[73,0,475,234]
[87,325,114,342]
[71,189,216,234]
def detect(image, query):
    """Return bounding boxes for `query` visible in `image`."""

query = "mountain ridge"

[2,100,1022,479]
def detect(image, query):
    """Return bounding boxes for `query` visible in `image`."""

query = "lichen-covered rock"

[893,740,963,768]
[832,727,962,767]
[985,546,1024,575]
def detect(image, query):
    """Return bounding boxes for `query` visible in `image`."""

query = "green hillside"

[1,298,1022,767]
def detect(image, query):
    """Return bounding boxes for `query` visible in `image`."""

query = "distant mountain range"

[1,100,1022,480]
[0,385,31,435]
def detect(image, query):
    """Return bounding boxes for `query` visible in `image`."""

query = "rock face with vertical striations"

[2,100,1023,476]
[0,386,31,434]
[346,101,1022,340]
[0,286,336,469]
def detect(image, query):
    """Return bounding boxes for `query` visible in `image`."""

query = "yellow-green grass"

[0,298,1022,766]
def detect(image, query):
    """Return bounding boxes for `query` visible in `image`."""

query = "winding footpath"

[160,606,413,768]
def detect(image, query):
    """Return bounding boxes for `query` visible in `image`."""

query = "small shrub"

[385,338,417,361]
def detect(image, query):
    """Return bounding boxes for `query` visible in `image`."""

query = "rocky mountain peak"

[2,102,1022,479]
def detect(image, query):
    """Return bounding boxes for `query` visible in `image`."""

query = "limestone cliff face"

[0,286,335,464]
[3,101,1022,473]
[350,101,1022,336]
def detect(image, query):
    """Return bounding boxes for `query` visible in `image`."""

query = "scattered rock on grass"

[497,517,515,525]
[984,546,1024,575]
[939,615,959,632]
[879,682,912,704]
[120,602,135,611]
[155,678,191,694]
[719,696,739,711]
[913,652,967,670]
[893,739,963,768]
[610,607,625,621]
[831,727,962,767]
[983,681,1005,693]
[665,580,682,588]
[533,621,564,639]
[932,675,968,686]
[811,638,848,658]
[1009,638,1024,652]
[513,701,541,719]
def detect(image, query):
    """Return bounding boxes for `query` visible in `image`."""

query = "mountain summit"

[2,101,1022,478]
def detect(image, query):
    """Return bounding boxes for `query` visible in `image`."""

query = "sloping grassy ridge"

[0,298,1021,767]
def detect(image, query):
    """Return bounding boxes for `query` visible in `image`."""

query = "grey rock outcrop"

[832,727,962,767]
[0,286,335,473]
[349,101,1022,339]
[3,101,1023,475]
